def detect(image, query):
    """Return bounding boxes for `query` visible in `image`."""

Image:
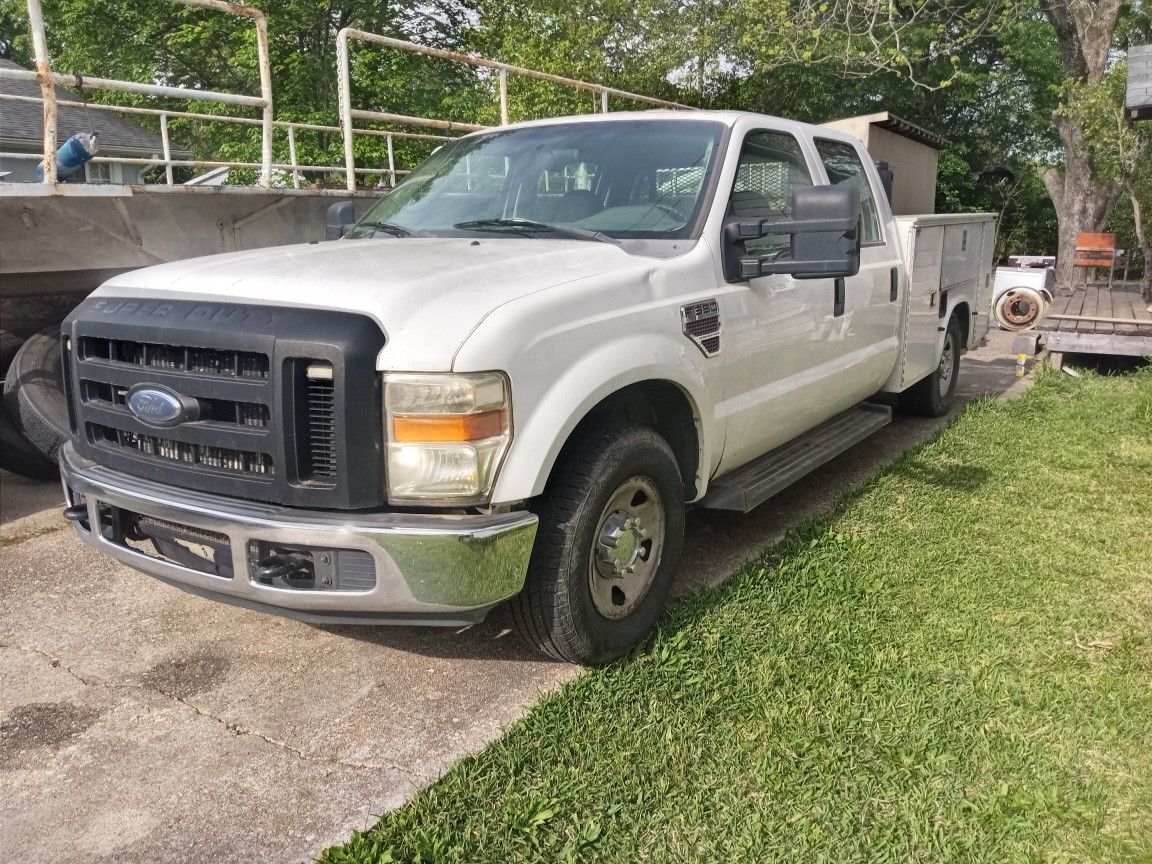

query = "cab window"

[814,138,884,245]
[728,130,813,258]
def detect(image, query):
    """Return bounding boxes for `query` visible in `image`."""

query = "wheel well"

[570,381,700,501]
[951,301,971,347]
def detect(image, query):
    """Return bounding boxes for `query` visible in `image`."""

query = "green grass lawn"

[323,367,1152,864]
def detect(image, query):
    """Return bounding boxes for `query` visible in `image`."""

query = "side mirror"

[723,185,861,282]
[326,201,357,241]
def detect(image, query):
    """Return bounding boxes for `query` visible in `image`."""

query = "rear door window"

[813,138,884,245]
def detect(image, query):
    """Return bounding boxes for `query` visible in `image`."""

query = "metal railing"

[0,91,443,187]
[1,0,274,185]
[0,0,454,188]
[335,30,696,192]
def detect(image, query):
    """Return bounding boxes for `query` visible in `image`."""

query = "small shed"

[0,58,188,183]
[1128,44,1152,122]
[820,112,948,215]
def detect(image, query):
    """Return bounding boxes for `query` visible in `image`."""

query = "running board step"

[701,402,892,513]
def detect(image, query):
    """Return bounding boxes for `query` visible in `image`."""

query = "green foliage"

[735,0,1032,92]
[713,11,1063,257]
[1064,61,1152,277]
[466,0,710,115]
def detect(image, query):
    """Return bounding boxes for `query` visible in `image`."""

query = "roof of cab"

[463,109,862,146]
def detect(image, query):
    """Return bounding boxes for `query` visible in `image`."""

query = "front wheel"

[899,315,962,418]
[510,422,685,665]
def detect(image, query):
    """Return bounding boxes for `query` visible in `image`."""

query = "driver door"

[712,129,844,475]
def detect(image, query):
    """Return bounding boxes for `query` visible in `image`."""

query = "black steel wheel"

[511,422,685,665]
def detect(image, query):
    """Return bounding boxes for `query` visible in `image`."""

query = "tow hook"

[62,503,89,530]
[253,552,315,588]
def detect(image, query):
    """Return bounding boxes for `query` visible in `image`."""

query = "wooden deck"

[1038,281,1152,357]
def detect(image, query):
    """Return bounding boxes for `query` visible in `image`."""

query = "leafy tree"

[719,8,1063,258]
[1066,61,1152,297]
[465,0,708,116]
[735,0,1025,91]
[1039,0,1132,288]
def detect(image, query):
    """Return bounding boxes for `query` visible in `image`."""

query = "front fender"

[488,334,717,504]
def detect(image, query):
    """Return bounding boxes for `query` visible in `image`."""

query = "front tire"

[511,422,685,665]
[899,315,962,418]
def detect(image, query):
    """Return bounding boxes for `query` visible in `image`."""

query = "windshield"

[347,119,725,241]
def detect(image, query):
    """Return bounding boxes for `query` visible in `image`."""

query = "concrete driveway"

[0,330,1026,863]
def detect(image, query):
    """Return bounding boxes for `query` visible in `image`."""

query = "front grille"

[77,336,279,485]
[80,380,270,429]
[65,298,387,508]
[81,336,269,379]
[88,422,275,475]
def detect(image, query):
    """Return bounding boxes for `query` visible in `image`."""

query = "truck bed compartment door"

[891,223,946,390]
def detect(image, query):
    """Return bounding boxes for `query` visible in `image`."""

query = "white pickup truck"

[58,111,996,664]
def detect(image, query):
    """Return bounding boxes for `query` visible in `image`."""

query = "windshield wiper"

[357,220,430,238]
[453,218,617,244]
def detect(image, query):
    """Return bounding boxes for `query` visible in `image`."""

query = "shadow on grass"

[889,457,992,492]
[1063,353,1151,375]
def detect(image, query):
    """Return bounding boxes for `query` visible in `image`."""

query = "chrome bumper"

[59,444,537,626]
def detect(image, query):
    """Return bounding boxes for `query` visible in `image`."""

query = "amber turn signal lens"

[391,409,506,443]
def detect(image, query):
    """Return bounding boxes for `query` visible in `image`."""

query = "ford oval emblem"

[126,385,189,428]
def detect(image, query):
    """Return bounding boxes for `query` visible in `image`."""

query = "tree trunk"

[1131,190,1152,302]
[1041,0,1126,289]
[1043,119,1114,289]
[1139,248,1152,303]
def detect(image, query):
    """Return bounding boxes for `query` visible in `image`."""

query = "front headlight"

[383,372,511,504]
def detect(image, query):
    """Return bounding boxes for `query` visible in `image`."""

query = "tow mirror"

[723,185,861,282]
[326,201,357,241]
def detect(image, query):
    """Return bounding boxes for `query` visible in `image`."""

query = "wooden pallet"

[1038,281,1152,358]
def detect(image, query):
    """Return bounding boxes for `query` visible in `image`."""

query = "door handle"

[890,266,899,302]
[834,277,845,317]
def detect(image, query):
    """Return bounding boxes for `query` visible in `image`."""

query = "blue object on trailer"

[35,132,99,180]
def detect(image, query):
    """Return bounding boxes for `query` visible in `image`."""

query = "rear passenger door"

[811,137,902,395]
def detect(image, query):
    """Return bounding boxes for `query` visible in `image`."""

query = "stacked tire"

[1,328,69,480]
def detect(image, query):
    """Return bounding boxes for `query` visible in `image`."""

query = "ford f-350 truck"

[58,111,996,664]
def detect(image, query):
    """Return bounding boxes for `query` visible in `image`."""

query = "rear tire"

[510,422,685,665]
[899,315,962,418]
[0,328,69,480]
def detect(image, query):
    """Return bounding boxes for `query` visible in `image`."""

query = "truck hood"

[95,238,644,370]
